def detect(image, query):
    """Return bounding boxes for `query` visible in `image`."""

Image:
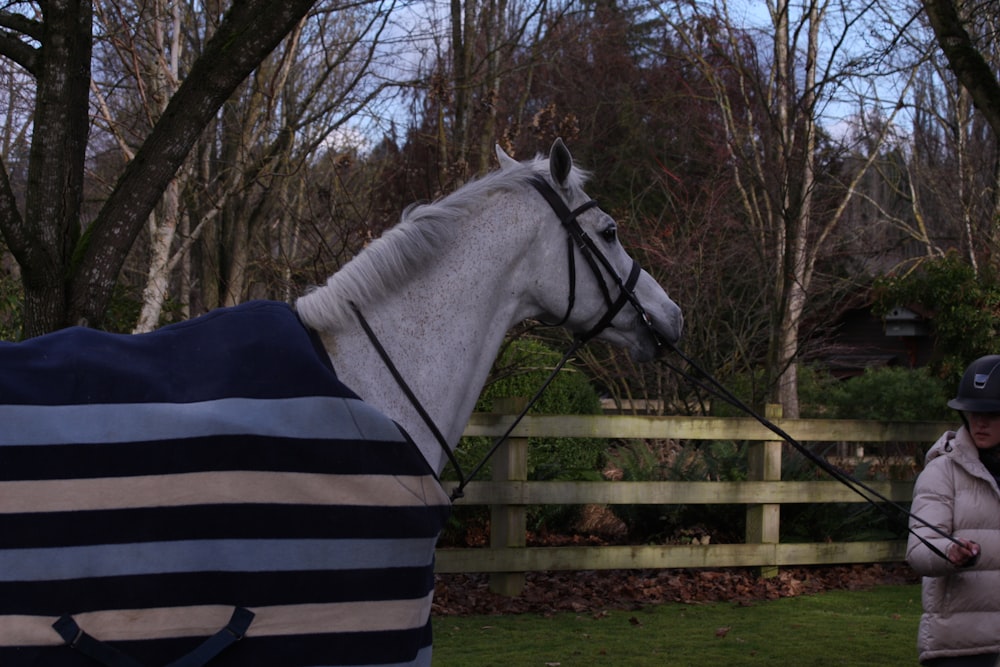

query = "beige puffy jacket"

[906,427,1000,664]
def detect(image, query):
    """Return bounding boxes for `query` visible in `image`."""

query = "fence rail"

[435,407,953,592]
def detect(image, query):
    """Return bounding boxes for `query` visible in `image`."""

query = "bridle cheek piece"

[527,176,659,346]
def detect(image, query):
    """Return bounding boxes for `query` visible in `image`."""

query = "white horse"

[0,139,681,667]
[296,138,683,475]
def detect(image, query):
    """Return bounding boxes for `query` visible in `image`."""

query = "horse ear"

[495,144,519,171]
[549,138,573,186]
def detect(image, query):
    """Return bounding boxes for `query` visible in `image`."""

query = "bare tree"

[87,0,195,332]
[201,1,402,311]
[847,1,1000,276]
[0,0,324,336]
[658,0,915,416]
[912,0,1000,270]
[404,0,555,184]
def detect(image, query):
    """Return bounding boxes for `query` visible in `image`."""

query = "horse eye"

[601,226,617,242]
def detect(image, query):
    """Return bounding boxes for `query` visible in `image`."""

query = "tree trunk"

[767,0,794,413]
[222,201,251,307]
[776,1,820,419]
[6,0,92,336]
[131,0,186,333]
[133,179,180,333]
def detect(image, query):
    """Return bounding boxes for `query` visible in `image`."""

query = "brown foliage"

[432,563,917,616]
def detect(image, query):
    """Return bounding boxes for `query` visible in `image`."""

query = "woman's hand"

[947,538,981,567]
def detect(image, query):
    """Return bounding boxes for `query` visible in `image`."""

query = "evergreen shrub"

[821,366,952,422]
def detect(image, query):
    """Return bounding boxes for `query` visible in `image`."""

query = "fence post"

[489,397,529,596]
[746,403,782,578]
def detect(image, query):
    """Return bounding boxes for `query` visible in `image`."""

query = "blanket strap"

[53,607,255,667]
[52,616,144,667]
[165,607,255,667]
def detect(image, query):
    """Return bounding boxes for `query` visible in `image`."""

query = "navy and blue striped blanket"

[0,300,451,667]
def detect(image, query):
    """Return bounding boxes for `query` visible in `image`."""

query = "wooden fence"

[435,403,954,593]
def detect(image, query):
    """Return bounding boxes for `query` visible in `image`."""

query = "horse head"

[499,138,683,362]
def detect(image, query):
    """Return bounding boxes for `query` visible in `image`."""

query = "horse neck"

[315,220,538,475]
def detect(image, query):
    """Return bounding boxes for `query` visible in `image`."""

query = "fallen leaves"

[431,563,917,617]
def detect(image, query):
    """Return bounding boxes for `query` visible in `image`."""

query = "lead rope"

[660,342,959,563]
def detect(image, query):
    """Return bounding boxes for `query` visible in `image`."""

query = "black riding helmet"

[948,355,1000,413]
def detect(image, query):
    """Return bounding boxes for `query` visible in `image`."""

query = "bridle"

[526,175,661,346]
[353,174,662,500]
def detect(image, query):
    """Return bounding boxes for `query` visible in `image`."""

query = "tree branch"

[0,33,39,75]
[921,0,1000,138]
[68,0,320,327]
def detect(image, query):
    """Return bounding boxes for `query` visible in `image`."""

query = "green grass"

[432,584,922,666]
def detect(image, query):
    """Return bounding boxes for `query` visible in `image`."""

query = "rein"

[351,172,960,564]
[660,342,960,563]
[351,302,584,502]
[350,302,465,484]
[527,175,959,562]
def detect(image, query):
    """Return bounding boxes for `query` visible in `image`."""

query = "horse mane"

[296,152,590,330]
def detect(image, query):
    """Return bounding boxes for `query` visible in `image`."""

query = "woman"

[907,355,1000,666]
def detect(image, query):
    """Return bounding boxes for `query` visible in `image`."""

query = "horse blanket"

[0,301,452,667]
